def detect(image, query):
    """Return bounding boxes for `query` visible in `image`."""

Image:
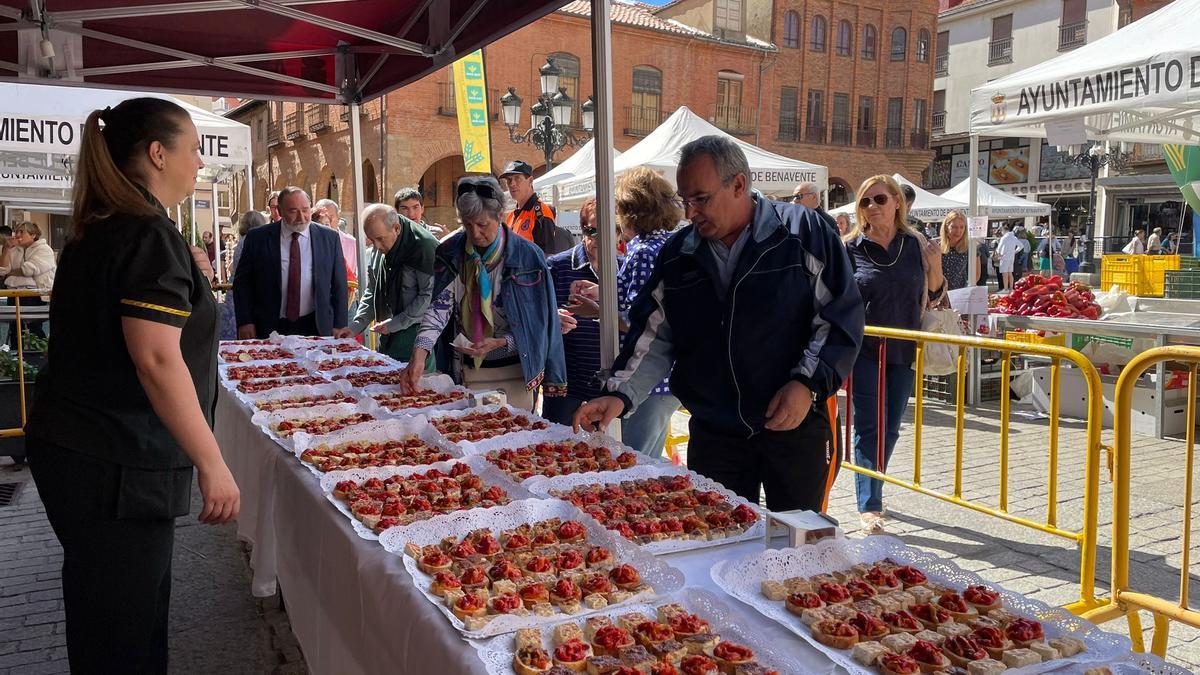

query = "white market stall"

[830,173,967,223]
[942,178,1051,219]
[0,83,252,276]
[533,139,620,208]
[554,106,828,203]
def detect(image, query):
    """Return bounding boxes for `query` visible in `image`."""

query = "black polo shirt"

[27,195,217,470]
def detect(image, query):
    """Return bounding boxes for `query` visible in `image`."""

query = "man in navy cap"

[499,159,573,255]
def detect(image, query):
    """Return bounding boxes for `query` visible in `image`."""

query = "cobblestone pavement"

[0,460,306,675]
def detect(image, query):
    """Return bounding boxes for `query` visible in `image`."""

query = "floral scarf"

[460,227,505,368]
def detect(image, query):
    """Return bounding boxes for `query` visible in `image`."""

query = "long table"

[214,385,841,675]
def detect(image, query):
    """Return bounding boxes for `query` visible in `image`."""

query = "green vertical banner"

[452,50,492,174]
[1163,144,1200,256]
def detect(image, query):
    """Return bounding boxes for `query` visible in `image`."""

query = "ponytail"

[71,98,189,238]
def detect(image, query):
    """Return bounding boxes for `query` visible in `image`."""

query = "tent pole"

[591,0,618,435]
[245,164,255,212]
[212,181,222,282]
[348,102,368,287]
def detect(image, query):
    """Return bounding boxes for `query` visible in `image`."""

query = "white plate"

[362,374,475,418]
[710,536,1164,675]
[424,403,569,451]
[250,401,384,450]
[290,417,461,477]
[378,498,685,638]
[470,587,815,675]
[523,463,767,555]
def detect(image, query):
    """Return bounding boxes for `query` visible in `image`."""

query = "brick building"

[227,0,937,227]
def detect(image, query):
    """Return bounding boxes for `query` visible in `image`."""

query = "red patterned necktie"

[285,231,301,321]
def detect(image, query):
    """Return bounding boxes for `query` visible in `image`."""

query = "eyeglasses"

[671,194,710,210]
[859,194,890,208]
[581,226,599,237]
[792,193,817,202]
[456,179,500,202]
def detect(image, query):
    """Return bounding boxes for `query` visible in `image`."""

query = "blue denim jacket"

[431,227,568,395]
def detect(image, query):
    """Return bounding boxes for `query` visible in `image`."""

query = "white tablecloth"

[214,385,841,675]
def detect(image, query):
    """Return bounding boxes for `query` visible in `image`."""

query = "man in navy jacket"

[575,136,863,512]
[233,186,350,339]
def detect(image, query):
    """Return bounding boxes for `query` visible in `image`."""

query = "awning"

[969,0,1200,144]
[942,178,1050,218]
[0,0,573,104]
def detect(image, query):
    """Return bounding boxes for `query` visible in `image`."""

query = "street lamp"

[1064,141,1131,274]
[502,57,593,171]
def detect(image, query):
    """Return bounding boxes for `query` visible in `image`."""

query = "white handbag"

[914,308,965,376]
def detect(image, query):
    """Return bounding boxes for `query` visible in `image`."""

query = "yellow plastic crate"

[1141,255,1180,296]
[1101,256,1152,296]
[1005,330,1066,347]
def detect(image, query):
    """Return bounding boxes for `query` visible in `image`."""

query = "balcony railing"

[935,52,948,76]
[777,118,800,142]
[624,105,663,137]
[910,130,930,149]
[266,124,282,148]
[284,111,304,141]
[1130,143,1165,163]
[988,36,1013,65]
[805,123,826,144]
[339,106,370,122]
[307,105,330,133]
[885,127,904,148]
[932,110,946,134]
[856,127,876,148]
[713,105,757,135]
[831,124,852,146]
[1058,19,1087,51]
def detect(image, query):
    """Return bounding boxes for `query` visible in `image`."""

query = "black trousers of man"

[274,312,318,337]
[28,439,190,674]
[686,402,835,512]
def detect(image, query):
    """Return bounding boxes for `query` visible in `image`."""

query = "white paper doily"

[377,498,685,638]
[425,404,568,450]
[362,375,475,418]
[317,455,536,541]
[711,536,1144,675]
[241,381,357,408]
[470,587,810,675]
[249,401,383,449]
[219,359,315,382]
[523,463,766,555]
[279,335,357,350]
[217,345,297,363]
[290,417,460,477]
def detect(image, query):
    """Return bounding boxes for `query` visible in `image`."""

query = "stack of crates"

[1100,255,1147,295]
[1071,334,1135,350]
[920,349,1004,404]
[1165,269,1200,299]
[1144,254,1181,295]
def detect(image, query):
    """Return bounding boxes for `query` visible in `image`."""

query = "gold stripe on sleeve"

[120,299,191,318]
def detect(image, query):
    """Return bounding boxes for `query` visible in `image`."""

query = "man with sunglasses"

[574,136,864,513]
[500,160,573,255]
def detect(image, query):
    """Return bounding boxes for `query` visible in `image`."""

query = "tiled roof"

[558,0,708,37]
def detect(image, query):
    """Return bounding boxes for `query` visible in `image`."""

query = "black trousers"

[687,406,834,512]
[274,312,318,337]
[28,439,188,675]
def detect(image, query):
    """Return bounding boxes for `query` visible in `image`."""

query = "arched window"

[836,20,852,56]
[630,65,662,136]
[863,24,877,60]
[916,29,931,62]
[890,27,907,61]
[811,15,827,52]
[548,52,581,125]
[782,10,800,48]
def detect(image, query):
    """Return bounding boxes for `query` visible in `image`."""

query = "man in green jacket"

[350,203,439,368]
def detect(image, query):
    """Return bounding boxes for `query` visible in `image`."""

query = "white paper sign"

[968,216,989,238]
[1045,118,1087,148]
[948,285,989,316]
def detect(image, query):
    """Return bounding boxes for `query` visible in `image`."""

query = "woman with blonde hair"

[938,210,984,290]
[844,174,944,533]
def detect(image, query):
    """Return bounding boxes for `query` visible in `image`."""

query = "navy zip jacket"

[604,195,863,438]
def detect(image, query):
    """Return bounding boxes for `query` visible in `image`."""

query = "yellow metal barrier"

[841,326,1106,614]
[1081,346,1200,655]
[0,289,49,444]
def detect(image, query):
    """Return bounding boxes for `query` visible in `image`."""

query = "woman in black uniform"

[25,98,240,673]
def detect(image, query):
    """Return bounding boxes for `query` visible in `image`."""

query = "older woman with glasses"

[844,174,944,535]
[401,175,567,410]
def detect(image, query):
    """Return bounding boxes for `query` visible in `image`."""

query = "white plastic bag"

[914,308,965,376]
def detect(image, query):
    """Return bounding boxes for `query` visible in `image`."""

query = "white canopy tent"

[554,106,828,204]
[969,0,1200,145]
[532,139,621,206]
[830,173,967,223]
[942,178,1051,219]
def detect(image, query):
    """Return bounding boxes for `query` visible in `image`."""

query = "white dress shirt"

[279,222,314,318]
